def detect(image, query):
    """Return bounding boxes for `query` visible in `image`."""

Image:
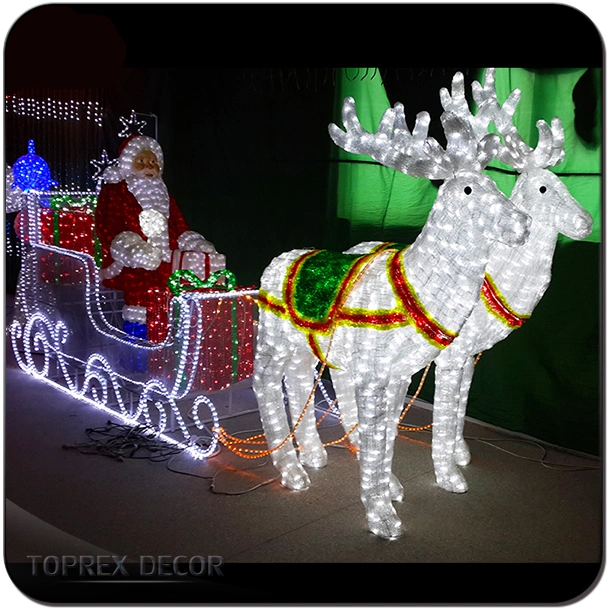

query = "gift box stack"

[38,195,99,285]
[148,261,256,393]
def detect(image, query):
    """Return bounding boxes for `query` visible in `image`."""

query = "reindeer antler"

[329,70,503,180]
[440,69,496,141]
[328,97,433,173]
[473,69,566,172]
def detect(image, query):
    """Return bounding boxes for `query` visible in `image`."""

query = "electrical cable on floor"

[400,423,600,472]
[166,426,279,496]
[463,436,601,472]
[62,420,184,462]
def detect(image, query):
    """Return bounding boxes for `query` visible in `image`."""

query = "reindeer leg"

[284,351,327,468]
[332,367,408,504]
[453,355,475,466]
[329,368,360,450]
[356,382,403,539]
[385,376,412,503]
[432,364,468,493]
[253,321,310,491]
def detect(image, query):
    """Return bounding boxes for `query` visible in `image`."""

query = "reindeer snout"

[574,211,594,240]
[502,209,531,246]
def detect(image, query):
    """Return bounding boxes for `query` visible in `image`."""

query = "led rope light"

[12,187,256,459]
[10,312,220,459]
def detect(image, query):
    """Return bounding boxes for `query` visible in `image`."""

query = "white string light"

[5,96,103,127]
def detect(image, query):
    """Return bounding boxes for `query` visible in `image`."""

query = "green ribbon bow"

[49,194,97,211]
[168,268,236,296]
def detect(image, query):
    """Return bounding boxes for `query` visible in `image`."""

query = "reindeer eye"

[539,186,547,194]
[464,186,472,195]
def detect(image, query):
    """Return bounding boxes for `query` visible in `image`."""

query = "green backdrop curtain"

[329,67,602,456]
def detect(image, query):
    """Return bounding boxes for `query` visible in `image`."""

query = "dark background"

[5,3,603,286]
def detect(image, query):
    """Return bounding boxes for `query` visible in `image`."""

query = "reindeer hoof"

[435,466,468,494]
[454,440,471,466]
[366,505,404,539]
[278,460,311,490]
[389,474,404,502]
[299,444,328,468]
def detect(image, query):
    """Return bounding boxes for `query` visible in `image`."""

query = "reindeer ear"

[477,133,501,169]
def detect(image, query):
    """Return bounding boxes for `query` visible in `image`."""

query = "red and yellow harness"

[258,244,457,366]
[480,273,530,328]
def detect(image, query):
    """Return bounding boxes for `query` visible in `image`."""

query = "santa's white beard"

[126,173,171,262]
[125,173,170,217]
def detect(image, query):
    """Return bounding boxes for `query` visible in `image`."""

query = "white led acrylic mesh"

[322,70,593,500]
[253,69,531,539]
[431,73,593,492]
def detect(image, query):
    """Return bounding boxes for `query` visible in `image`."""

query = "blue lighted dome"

[12,140,57,193]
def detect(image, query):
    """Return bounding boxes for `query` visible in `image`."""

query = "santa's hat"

[103,135,164,184]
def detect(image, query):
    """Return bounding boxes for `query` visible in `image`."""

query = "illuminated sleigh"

[9,191,259,458]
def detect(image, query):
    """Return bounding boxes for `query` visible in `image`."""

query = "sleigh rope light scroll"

[252,68,531,539]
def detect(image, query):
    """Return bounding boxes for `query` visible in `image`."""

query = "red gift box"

[38,208,98,285]
[40,208,96,256]
[194,291,256,391]
[149,289,256,392]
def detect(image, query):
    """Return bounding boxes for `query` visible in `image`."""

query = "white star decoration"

[90,150,117,182]
[118,110,148,138]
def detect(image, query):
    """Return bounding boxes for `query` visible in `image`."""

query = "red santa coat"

[95,180,191,322]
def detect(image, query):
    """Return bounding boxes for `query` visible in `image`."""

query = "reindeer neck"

[485,195,558,315]
[401,207,493,329]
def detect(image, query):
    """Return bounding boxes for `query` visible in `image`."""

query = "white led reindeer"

[252,71,531,539]
[430,73,593,493]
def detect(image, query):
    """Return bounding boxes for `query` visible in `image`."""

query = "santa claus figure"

[95,134,216,340]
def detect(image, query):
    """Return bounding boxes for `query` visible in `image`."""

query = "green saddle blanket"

[290,250,363,323]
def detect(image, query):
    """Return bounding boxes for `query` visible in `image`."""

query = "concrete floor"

[3,299,604,605]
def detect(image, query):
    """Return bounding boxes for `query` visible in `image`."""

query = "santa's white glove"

[178,230,216,254]
[110,231,163,271]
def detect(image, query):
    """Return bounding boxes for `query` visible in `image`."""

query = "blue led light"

[12,140,58,194]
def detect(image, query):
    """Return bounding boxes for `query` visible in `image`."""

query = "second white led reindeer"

[344,70,593,494]
[431,73,593,493]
